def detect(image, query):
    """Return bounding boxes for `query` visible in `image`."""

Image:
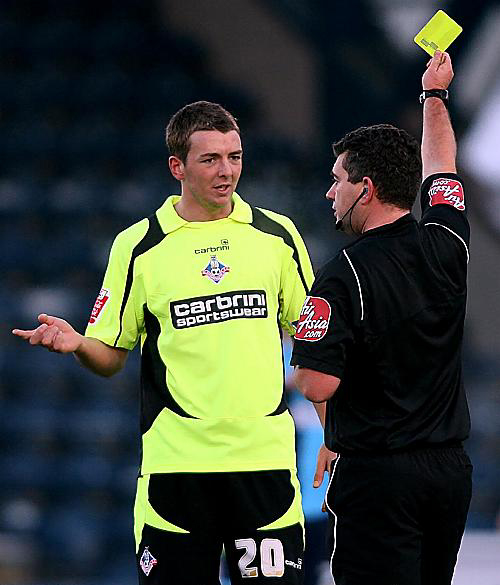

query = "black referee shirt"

[291,173,471,453]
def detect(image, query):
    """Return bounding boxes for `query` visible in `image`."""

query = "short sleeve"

[290,255,357,378]
[278,218,315,336]
[85,223,147,349]
[420,172,470,246]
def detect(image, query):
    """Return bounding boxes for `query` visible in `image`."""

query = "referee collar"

[156,192,253,234]
[359,213,416,238]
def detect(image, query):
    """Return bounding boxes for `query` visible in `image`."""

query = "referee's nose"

[326,183,336,202]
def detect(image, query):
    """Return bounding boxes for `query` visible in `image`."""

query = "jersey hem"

[141,460,298,475]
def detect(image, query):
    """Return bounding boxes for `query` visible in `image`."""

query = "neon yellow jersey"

[85,193,314,474]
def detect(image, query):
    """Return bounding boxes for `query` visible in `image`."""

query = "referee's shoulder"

[316,248,353,280]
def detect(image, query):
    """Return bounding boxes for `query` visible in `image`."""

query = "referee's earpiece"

[361,187,368,197]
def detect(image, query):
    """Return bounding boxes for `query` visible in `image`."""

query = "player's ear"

[169,156,185,180]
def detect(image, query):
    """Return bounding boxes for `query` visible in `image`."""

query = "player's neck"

[175,197,233,222]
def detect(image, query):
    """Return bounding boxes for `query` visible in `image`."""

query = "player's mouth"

[214,183,232,195]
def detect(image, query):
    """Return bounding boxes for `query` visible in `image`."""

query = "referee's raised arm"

[421,50,457,180]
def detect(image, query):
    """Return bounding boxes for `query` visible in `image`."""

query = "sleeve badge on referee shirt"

[88,288,110,325]
[428,178,465,211]
[294,296,331,342]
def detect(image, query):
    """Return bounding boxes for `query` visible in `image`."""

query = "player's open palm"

[12,313,82,353]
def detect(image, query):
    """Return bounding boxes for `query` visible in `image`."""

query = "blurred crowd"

[0,1,498,584]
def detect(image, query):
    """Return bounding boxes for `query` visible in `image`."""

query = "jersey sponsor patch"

[171,290,267,329]
[88,288,110,325]
[294,296,331,342]
[139,546,157,576]
[201,254,230,283]
[428,177,465,211]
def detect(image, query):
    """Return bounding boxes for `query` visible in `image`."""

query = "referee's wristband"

[419,89,449,108]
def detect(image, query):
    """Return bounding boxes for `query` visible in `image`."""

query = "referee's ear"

[169,156,185,181]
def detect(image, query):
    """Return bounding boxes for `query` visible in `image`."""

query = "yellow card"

[414,10,463,56]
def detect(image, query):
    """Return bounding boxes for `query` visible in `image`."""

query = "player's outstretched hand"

[422,50,453,91]
[12,313,83,353]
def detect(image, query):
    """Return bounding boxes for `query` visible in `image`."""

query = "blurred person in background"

[13,101,314,585]
[292,51,472,585]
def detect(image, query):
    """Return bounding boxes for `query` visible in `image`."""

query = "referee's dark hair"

[333,124,422,210]
[166,101,240,163]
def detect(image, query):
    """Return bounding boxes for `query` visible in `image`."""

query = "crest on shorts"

[201,255,230,284]
[428,177,465,211]
[140,546,157,576]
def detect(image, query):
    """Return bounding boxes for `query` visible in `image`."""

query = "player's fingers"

[38,313,57,326]
[29,324,49,345]
[41,326,59,348]
[12,328,36,340]
[52,330,65,353]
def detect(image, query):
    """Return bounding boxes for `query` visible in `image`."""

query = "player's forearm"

[421,98,457,180]
[74,336,127,377]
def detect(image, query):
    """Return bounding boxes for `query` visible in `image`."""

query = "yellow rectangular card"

[414,10,463,56]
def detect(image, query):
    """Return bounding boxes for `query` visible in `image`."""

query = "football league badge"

[202,255,230,284]
[140,546,158,576]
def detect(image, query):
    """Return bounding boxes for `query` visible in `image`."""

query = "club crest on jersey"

[88,288,110,325]
[140,546,157,576]
[428,178,465,211]
[202,255,230,284]
[294,296,331,342]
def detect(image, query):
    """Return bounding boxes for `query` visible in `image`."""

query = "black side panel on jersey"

[141,306,197,436]
[113,213,165,347]
[250,207,310,295]
[268,319,288,416]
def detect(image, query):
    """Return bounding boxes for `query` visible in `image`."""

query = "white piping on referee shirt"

[325,455,341,575]
[343,250,364,321]
[424,222,470,263]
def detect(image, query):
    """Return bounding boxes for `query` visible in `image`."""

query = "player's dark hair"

[333,124,422,210]
[166,101,240,163]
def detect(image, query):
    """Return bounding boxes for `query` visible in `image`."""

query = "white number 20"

[235,538,285,578]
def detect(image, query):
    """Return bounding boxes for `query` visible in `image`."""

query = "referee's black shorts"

[325,445,472,585]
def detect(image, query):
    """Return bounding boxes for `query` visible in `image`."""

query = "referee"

[292,51,472,585]
[13,101,313,584]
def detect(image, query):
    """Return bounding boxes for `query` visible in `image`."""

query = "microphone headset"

[335,186,368,232]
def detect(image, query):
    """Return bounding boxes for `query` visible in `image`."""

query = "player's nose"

[217,158,232,177]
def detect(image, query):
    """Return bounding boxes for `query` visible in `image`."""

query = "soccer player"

[13,101,314,584]
[292,51,472,584]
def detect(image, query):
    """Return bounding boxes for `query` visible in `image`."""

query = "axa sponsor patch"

[294,296,331,342]
[171,290,267,329]
[428,177,465,210]
[88,288,110,325]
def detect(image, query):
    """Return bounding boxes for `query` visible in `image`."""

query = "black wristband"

[419,89,449,107]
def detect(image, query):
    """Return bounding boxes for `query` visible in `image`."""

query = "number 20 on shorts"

[235,538,285,578]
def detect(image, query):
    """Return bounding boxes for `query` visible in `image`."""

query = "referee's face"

[327,153,364,228]
[179,130,243,217]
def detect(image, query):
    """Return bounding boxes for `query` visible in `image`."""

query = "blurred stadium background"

[1,0,499,583]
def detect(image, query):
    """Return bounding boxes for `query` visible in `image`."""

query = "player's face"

[326,153,363,225]
[179,130,242,217]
